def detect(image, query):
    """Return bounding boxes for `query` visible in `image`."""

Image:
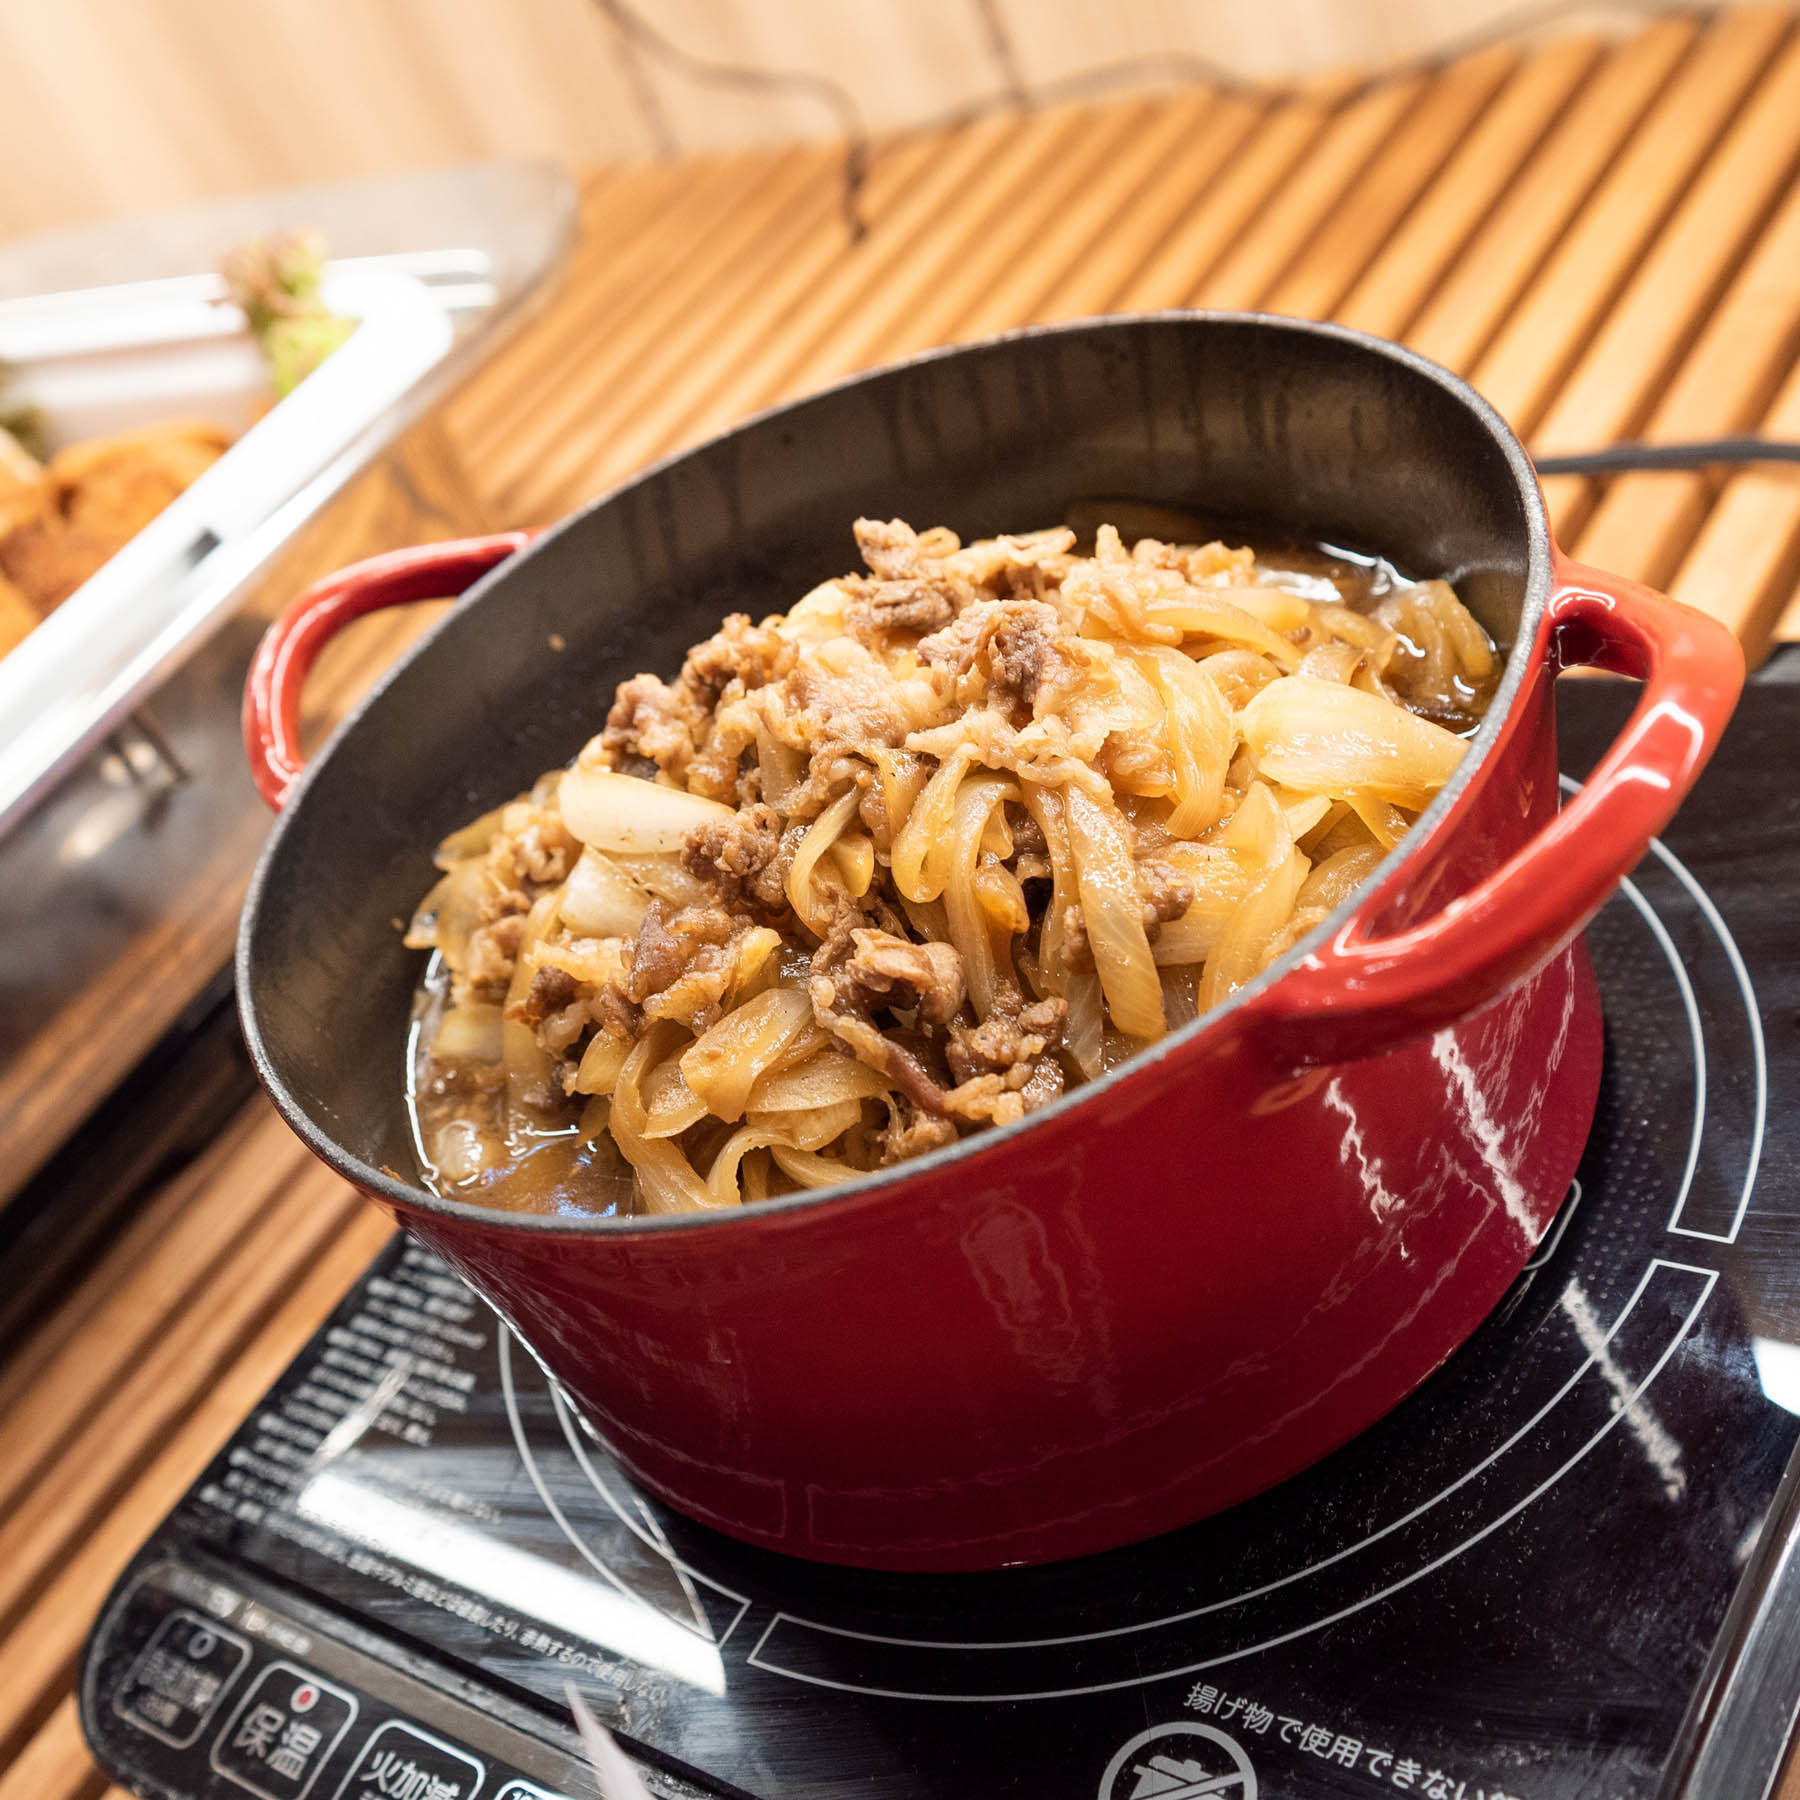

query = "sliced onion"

[756,730,806,809]
[1151,847,1257,966]
[574,1031,631,1095]
[1205,584,1311,631]
[831,832,876,896]
[1219,781,1289,863]
[1155,786,1291,967]
[432,1004,503,1064]
[1418,578,1495,680]
[974,861,1031,935]
[778,577,851,644]
[1297,843,1385,912]
[534,936,629,989]
[501,894,561,1116]
[1239,675,1466,803]
[1199,848,1307,1012]
[706,1128,762,1205]
[943,773,1015,1017]
[1279,793,1335,839]
[411,857,487,964]
[1064,784,1163,1040]
[405,871,454,951]
[891,744,976,901]
[748,1050,893,1113]
[640,1054,708,1137]
[557,847,651,937]
[681,988,820,1121]
[610,1026,729,1212]
[769,1144,858,1189]
[1063,969,1105,1079]
[1131,645,1231,838]
[433,804,507,868]
[865,747,931,850]
[605,850,711,907]
[1295,641,1361,684]
[746,1097,864,1152]
[786,786,862,936]
[1191,648,1284,708]
[1160,964,1202,1029]
[559,766,734,855]
[1347,790,1409,849]
[1144,596,1302,669]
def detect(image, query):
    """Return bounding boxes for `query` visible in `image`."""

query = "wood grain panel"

[521,119,1018,509]
[0,0,1663,241]
[1334,34,1604,338]
[475,146,845,499]
[0,1178,360,1631]
[0,1131,392,1764]
[446,155,763,456]
[1665,358,1800,657]
[953,90,1221,339]
[0,1700,102,1800]
[447,149,814,465]
[1468,7,1790,433]
[534,100,1149,510]
[799,99,1161,371]
[1259,43,1519,321]
[1190,74,1429,310]
[1109,79,1353,310]
[1032,92,1269,322]
[1404,16,1701,373]
[1567,174,1800,589]
[1534,28,1800,537]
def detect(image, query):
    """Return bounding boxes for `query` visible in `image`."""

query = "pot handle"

[1249,553,1744,1065]
[244,533,534,810]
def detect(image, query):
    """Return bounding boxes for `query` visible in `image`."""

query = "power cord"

[586,0,1719,243]
[1536,439,1800,475]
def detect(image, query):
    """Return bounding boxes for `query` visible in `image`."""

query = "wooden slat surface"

[7,8,1800,1795]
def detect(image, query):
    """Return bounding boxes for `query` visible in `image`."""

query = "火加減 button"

[210,1662,357,1800]
[331,1720,484,1800]
[113,1609,251,1746]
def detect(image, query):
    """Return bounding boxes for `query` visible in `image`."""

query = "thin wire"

[1536,438,1800,475]
[579,2,1800,479]
[968,0,1031,112]
[600,4,679,160]
[581,0,1706,250]
[891,0,1694,135]
[587,0,870,239]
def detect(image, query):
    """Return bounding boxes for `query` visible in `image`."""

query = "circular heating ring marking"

[506,834,1762,1696]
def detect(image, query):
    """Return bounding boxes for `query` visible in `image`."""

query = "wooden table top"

[6,7,1800,1795]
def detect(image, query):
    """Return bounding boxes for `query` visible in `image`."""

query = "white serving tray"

[0,161,574,837]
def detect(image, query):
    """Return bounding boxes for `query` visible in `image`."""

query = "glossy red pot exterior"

[238,315,1742,1570]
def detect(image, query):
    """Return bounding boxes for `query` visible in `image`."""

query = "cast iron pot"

[239,314,1742,1571]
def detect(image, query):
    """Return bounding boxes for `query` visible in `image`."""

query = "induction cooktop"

[79,676,1800,1800]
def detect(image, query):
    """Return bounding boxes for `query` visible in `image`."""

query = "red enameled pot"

[238,315,1742,1571]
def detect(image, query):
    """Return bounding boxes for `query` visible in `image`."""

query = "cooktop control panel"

[86,1560,707,1800]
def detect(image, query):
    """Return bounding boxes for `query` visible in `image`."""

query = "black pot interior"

[241,314,1541,1194]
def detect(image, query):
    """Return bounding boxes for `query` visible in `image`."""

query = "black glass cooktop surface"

[80,677,1800,1800]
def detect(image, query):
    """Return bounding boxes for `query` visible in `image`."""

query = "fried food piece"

[0,420,229,614]
[54,421,229,542]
